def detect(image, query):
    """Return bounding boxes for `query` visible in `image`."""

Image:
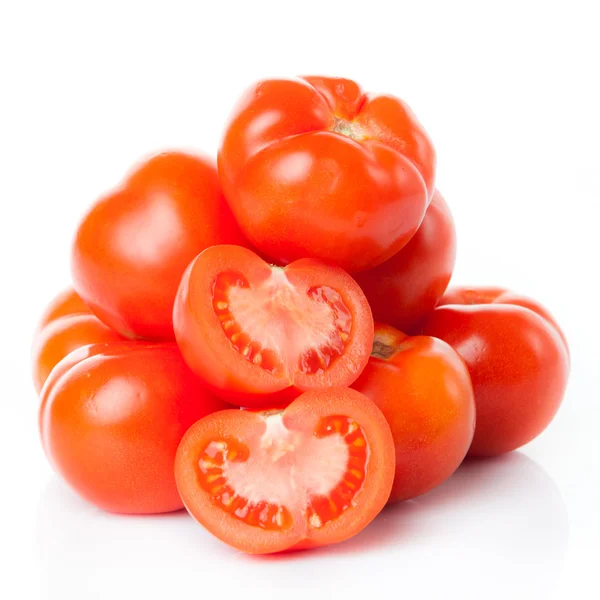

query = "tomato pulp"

[175,388,395,553]
[173,245,374,406]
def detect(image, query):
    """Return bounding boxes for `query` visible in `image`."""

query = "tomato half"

[72,151,248,340]
[173,245,374,407]
[352,324,475,502]
[39,342,229,514]
[32,312,123,394]
[218,76,435,272]
[422,287,570,456]
[354,190,456,332]
[175,387,395,554]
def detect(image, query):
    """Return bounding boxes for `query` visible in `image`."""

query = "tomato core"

[331,116,366,141]
[195,412,368,532]
[212,268,352,378]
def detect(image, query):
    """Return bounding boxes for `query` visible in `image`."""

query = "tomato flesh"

[213,269,352,378]
[175,388,394,553]
[196,411,366,533]
[173,246,374,406]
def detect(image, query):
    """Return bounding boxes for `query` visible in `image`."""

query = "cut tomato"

[175,388,395,553]
[173,245,374,406]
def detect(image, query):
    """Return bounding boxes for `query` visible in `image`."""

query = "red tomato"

[422,287,570,456]
[72,151,248,341]
[173,245,374,407]
[175,387,395,554]
[35,288,91,333]
[352,324,475,502]
[39,342,229,514]
[218,76,435,272]
[354,190,456,332]
[32,313,123,394]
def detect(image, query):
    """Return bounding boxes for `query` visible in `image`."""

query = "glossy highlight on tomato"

[72,151,248,340]
[218,76,435,272]
[39,342,229,514]
[173,245,374,406]
[352,323,475,502]
[354,190,456,332]
[422,287,570,456]
[175,387,395,554]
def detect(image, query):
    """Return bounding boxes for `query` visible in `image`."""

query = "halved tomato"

[175,387,395,554]
[173,245,374,406]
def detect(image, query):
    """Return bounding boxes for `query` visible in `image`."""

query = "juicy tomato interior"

[196,411,368,532]
[175,388,394,553]
[174,246,374,405]
[212,268,352,379]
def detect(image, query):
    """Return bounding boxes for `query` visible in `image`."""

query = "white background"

[1,1,599,598]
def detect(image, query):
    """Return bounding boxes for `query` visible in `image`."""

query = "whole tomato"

[218,76,435,272]
[32,312,123,394]
[72,151,248,340]
[422,287,570,456]
[354,190,456,332]
[352,323,475,502]
[39,342,229,514]
[35,288,91,334]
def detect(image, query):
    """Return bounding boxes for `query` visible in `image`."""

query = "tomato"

[218,76,435,272]
[39,342,229,514]
[175,387,395,554]
[32,312,123,394]
[422,287,570,456]
[173,245,374,407]
[352,324,475,502]
[35,288,91,333]
[72,151,248,341]
[354,190,456,332]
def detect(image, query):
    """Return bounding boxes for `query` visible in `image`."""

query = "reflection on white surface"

[36,452,568,600]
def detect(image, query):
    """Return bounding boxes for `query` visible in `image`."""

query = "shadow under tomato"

[35,452,568,600]
[249,451,568,561]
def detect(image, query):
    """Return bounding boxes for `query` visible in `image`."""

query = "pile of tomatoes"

[33,76,570,554]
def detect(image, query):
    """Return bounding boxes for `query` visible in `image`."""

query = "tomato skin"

[35,288,91,333]
[218,76,435,272]
[32,313,123,394]
[174,245,374,407]
[175,388,395,554]
[354,190,456,332]
[72,151,248,341]
[352,324,474,502]
[39,342,228,514]
[422,287,570,456]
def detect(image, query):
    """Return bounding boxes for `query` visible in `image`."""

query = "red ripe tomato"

[173,245,374,407]
[218,76,435,272]
[422,287,570,456]
[72,151,248,341]
[39,342,229,514]
[352,323,475,502]
[175,387,395,554]
[32,312,123,394]
[354,190,456,332]
[35,288,91,333]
